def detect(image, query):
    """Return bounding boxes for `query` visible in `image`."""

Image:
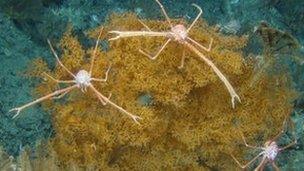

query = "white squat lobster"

[109,0,241,108]
[231,119,297,170]
[9,28,142,124]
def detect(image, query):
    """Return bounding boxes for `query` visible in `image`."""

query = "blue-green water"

[0,0,303,170]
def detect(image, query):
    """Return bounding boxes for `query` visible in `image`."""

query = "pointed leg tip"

[138,49,143,53]
[231,95,241,108]
[12,112,20,119]
[134,120,141,125]
[231,99,235,109]
[191,3,199,7]
[133,116,142,125]
[9,108,20,118]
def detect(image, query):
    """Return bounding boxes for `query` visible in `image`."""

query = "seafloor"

[0,0,303,170]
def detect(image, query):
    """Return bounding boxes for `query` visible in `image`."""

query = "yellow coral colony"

[24,10,295,170]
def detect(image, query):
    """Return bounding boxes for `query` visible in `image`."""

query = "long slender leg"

[279,119,297,151]
[89,85,141,124]
[280,140,297,151]
[9,85,77,118]
[270,129,285,143]
[97,93,112,105]
[231,152,264,169]
[138,19,152,31]
[52,87,74,99]
[1,156,13,169]
[97,94,107,105]
[271,162,280,171]
[139,39,171,60]
[187,37,213,52]
[255,157,267,171]
[91,65,111,82]
[270,118,289,142]
[108,31,168,41]
[89,27,104,75]
[241,133,263,149]
[155,0,173,28]
[43,72,75,84]
[178,49,186,69]
[47,39,76,78]
[187,4,203,33]
[184,41,241,108]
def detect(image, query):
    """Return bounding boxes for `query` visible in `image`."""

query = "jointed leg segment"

[178,50,186,69]
[139,39,171,60]
[52,89,72,99]
[43,72,75,84]
[91,65,111,82]
[272,162,280,171]
[10,85,77,118]
[280,140,297,151]
[231,132,265,169]
[138,19,152,31]
[184,41,241,108]
[279,119,297,151]
[255,157,267,170]
[97,93,112,105]
[47,39,76,78]
[155,0,172,28]
[89,85,142,124]
[186,37,213,52]
[241,133,263,149]
[187,4,203,33]
[231,152,264,169]
[90,27,104,75]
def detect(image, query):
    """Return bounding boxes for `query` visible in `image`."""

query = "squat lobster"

[231,119,297,170]
[9,28,142,124]
[109,0,241,108]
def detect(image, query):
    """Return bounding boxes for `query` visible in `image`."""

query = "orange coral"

[27,13,296,170]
